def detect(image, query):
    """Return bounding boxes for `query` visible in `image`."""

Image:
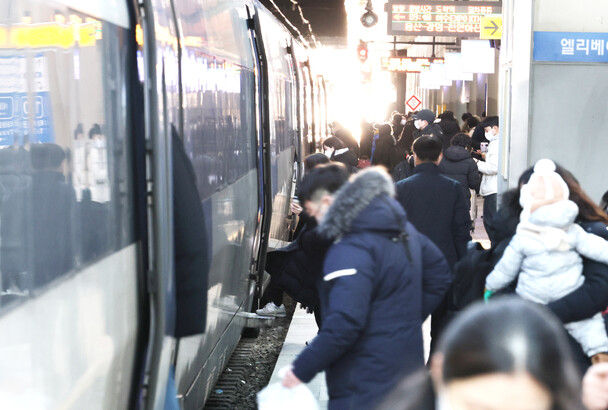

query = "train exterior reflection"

[0,0,327,408]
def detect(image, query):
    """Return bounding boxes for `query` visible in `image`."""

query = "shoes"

[256,302,286,317]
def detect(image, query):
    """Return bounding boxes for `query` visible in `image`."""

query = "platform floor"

[268,196,489,408]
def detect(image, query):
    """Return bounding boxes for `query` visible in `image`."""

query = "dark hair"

[377,123,392,137]
[440,110,455,120]
[297,163,349,203]
[322,136,345,150]
[412,136,442,162]
[480,115,499,129]
[440,298,582,410]
[601,190,608,212]
[89,123,102,139]
[461,112,472,123]
[30,143,66,170]
[450,133,472,149]
[304,153,330,171]
[392,113,403,124]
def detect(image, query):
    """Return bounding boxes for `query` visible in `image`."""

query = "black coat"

[265,221,331,308]
[471,124,488,151]
[371,132,395,171]
[395,162,471,269]
[438,118,461,150]
[332,149,359,174]
[397,120,417,155]
[335,129,360,159]
[438,145,481,208]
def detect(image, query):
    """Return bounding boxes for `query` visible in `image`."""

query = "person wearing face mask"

[475,115,500,246]
[413,109,446,148]
[377,297,584,410]
[322,136,358,174]
[281,165,451,409]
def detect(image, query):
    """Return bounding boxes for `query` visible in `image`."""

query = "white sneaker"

[256,302,286,317]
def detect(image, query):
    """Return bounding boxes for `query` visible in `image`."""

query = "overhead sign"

[381,57,444,72]
[406,95,422,111]
[387,1,502,37]
[533,31,608,63]
[480,16,502,39]
[0,55,55,145]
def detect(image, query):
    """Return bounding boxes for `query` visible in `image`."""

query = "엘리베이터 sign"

[533,31,608,63]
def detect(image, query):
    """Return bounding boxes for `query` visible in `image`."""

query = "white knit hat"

[519,159,569,215]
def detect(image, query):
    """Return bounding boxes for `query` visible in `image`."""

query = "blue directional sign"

[534,31,608,63]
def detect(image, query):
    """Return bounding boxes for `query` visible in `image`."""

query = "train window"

[173,0,257,200]
[0,3,135,307]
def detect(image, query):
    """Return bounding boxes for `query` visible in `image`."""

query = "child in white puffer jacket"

[485,159,608,364]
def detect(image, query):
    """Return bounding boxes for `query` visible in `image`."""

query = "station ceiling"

[259,0,348,46]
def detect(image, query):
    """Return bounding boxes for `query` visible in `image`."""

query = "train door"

[246,6,272,308]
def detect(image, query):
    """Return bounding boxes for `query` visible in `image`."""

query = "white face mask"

[485,128,498,141]
[414,120,422,130]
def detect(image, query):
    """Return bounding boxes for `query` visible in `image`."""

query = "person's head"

[450,133,473,151]
[89,123,102,139]
[519,159,569,216]
[297,163,350,223]
[412,135,443,166]
[392,113,403,125]
[461,112,472,123]
[481,116,499,141]
[440,111,456,121]
[377,123,392,138]
[431,297,582,410]
[322,136,345,158]
[304,152,330,172]
[30,143,66,171]
[413,109,435,130]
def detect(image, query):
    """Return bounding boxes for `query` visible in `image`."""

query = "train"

[0,0,328,408]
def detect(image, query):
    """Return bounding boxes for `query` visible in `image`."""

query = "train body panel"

[0,246,139,408]
[0,1,143,407]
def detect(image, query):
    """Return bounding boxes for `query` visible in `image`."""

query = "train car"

[0,0,326,408]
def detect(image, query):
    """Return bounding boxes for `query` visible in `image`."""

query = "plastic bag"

[257,382,318,410]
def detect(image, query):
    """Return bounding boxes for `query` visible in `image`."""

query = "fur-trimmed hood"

[318,167,403,240]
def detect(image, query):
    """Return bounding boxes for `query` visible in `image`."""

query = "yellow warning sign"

[480,16,502,39]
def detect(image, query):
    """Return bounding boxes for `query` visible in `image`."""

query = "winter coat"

[486,200,608,356]
[392,157,414,182]
[395,162,471,269]
[335,129,360,159]
[414,123,444,142]
[486,200,608,303]
[397,120,417,155]
[438,119,461,150]
[371,132,395,171]
[292,168,451,410]
[438,146,480,208]
[476,138,498,196]
[265,221,332,308]
[331,148,358,174]
[471,124,488,151]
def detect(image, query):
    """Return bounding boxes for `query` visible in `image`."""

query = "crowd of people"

[256,109,608,410]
